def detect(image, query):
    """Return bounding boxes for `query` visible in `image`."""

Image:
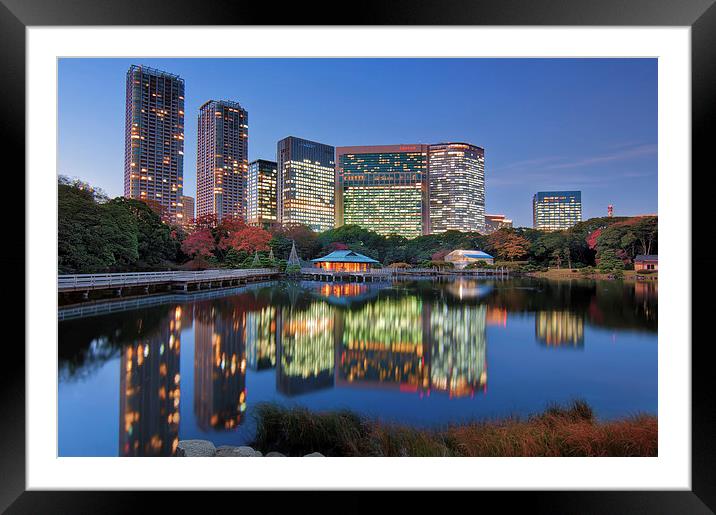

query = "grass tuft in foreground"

[251,400,657,457]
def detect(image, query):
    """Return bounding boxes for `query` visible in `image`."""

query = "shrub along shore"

[250,401,657,457]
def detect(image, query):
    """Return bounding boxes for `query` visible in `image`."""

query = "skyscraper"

[277,136,335,232]
[533,191,582,230]
[334,141,485,237]
[124,65,185,223]
[196,100,249,221]
[246,159,277,227]
[428,143,485,234]
[336,144,429,238]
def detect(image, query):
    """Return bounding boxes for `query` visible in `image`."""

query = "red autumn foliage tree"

[221,223,271,253]
[182,228,215,258]
[586,228,602,250]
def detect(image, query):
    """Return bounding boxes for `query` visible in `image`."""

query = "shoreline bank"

[234,401,656,457]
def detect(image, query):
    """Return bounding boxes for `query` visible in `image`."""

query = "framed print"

[3,0,714,511]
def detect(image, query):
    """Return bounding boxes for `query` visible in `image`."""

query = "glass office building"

[428,143,485,234]
[277,136,335,232]
[533,191,582,230]
[246,159,277,227]
[124,65,185,223]
[336,145,429,238]
[196,100,248,221]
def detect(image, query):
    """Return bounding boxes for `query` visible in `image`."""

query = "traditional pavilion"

[634,254,658,271]
[311,250,380,272]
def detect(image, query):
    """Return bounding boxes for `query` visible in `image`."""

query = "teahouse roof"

[635,255,658,261]
[447,249,494,260]
[311,250,380,264]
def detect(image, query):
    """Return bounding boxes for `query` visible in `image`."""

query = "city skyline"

[59,58,658,227]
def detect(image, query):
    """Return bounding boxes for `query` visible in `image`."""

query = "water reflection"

[194,300,247,431]
[119,307,181,456]
[535,311,585,348]
[58,277,658,456]
[246,307,277,371]
[276,303,335,396]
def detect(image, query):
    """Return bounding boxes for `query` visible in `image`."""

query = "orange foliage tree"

[487,230,530,261]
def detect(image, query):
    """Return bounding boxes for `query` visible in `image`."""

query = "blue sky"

[58,58,657,227]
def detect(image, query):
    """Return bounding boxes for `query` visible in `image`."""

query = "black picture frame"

[2,0,713,511]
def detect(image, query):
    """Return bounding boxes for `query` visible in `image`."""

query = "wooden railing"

[58,268,278,291]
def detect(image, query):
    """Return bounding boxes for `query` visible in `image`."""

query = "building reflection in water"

[486,306,507,327]
[445,279,493,301]
[194,301,247,431]
[535,311,585,348]
[634,281,658,322]
[246,307,277,371]
[335,295,487,398]
[337,297,428,393]
[427,304,487,397]
[276,302,335,396]
[119,305,182,456]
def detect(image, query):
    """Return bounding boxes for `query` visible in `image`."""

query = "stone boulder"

[216,445,262,457]
[176,440,216,457]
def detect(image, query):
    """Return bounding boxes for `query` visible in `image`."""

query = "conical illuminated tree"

[268,247,275,263]
[252,250,261,266]
[287,240,301,267]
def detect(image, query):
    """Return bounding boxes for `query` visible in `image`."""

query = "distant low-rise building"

[311,250,380,272]
[179,195,194,226]
[484,214,513,233]
[634,255,658,271]
[444,249,494,269]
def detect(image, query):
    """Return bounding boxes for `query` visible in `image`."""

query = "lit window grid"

[277,137,336,232]
[343,185,424,238]
[196,100,248,221]
[428,144,485,233]
[247,161,277,224]
[533,194,582,230]
[337,151,428,235]
[124,65,185,223]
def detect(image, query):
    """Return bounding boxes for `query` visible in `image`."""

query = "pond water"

[58,277,657,456]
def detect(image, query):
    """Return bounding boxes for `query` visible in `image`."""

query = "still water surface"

[58,278,657,456]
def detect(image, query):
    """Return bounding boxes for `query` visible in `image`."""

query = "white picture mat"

[27,26,688,490]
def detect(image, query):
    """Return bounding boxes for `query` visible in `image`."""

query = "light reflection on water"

[58,278,657,456]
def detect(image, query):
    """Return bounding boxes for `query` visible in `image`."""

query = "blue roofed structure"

[311,250,380,272]
[444,249,495,269]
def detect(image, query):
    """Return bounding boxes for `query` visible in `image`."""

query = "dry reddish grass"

[253,401,657,457]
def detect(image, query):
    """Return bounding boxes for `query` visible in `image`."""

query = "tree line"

[58,177,657,274]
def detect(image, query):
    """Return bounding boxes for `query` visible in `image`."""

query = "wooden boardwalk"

[58,268,279,295]
[300,267,509,282]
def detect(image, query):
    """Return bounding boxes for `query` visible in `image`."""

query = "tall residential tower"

[277,136,335,232]
[196,100,249,221]
[124,65,185,222]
